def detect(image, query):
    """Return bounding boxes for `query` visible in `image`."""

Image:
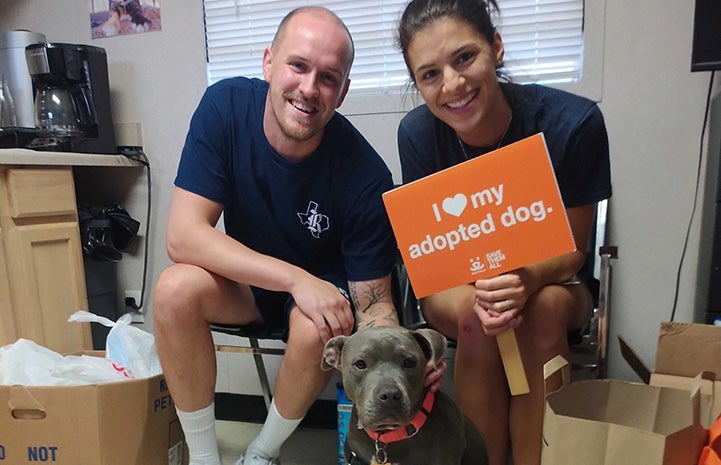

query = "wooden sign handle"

[496,328,530,395]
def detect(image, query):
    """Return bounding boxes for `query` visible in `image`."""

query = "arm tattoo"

[350,280,398,329]
[358,280,386,310]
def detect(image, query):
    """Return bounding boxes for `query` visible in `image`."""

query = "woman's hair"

[397,0,500,83]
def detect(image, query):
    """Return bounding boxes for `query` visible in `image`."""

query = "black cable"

[119,147,151,313]
[670,71,715,322]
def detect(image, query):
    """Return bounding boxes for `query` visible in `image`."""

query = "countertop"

[0,148,142,167]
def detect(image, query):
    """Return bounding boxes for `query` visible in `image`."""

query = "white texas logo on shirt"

[297,201,329,238]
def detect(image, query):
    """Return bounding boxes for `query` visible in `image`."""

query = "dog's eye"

[402,358,417,369]
[354,360,367,370]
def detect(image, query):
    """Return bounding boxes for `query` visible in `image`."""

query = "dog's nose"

[378,386,403,404]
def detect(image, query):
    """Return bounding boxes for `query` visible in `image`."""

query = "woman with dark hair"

[396,1,612,463]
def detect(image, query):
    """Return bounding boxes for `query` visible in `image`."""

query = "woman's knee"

[455,309,499,363]
[522,286,586,350]
[421,285,475,338]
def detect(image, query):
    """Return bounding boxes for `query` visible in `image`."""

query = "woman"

[396,0,612,464]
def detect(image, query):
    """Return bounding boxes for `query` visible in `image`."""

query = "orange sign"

[383,133,575,298]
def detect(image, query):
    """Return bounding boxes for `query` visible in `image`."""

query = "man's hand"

[291,276,354,343]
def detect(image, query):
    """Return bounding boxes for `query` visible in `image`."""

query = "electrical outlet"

[124,290,144,323]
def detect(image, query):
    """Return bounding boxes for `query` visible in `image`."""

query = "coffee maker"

[24,42,116,154]
[0,30,46,148]
[0,30,47,128]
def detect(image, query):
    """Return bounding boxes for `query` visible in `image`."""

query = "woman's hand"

[423,358,448,392]
[473,269,534,336]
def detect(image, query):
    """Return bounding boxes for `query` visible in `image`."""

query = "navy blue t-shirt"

[176,77,396,283]
[397,83,612,208]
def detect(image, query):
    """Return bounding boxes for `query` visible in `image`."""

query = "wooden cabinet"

[0,165,93,353]
[0,149,142,352]
[0,227,15,344]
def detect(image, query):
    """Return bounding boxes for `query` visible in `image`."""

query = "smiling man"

[152,7,406,465]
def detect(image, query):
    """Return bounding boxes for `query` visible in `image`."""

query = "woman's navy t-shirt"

[398,82,612,209]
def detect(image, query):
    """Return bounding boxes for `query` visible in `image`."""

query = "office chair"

[210,323,285,413]
[568,199,617,379]
[209,255,417,415]
[210,250,433,416]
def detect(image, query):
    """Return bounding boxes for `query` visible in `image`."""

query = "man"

[153,7,419,465]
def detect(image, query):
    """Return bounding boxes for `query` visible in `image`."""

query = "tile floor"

[216,420,339,465]
[215,420,516,465]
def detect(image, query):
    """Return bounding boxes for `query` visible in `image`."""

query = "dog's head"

[109,0,126,15]
[322,326,446,431]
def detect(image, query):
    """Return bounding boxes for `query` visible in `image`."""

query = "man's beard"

[270,91,321,142]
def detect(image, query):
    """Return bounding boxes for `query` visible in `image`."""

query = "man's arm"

[167,187,310,291]
[167,187,354,339]
[348,275,399,330]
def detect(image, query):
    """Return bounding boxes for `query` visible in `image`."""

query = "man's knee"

[286,307,326,352]
[154,264,209,322]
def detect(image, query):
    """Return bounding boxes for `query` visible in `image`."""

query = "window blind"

[203,0,585,92]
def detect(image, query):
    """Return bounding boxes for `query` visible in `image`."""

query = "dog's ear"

[411,328,447,368]
[321,335,348,371]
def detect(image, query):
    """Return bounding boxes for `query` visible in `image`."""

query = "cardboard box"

[541,375,706,465]
[0,352,186,465]
[620,321,721,427]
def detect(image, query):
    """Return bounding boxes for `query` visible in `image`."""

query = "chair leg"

[249,337,273,412]
[596,246,618,379]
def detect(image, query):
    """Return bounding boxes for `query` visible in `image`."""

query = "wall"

[2,0,719,398]
[1,0,206,330]
[601,0,720,380]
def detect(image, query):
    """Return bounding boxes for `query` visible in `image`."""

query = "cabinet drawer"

[6,167,76,218]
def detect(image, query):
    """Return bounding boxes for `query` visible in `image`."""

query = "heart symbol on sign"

[442,194,467,217]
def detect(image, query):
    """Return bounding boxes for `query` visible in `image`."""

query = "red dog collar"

[363,390,435,444]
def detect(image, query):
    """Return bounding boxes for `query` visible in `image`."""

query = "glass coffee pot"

[27,82,96,150]
[34,83,94,136]
[0,74,18,128]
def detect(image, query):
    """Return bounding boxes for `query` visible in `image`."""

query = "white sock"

[246,399,303,458]
[176,402,221,465]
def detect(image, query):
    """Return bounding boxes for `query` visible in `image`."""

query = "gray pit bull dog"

[322,326,488,465]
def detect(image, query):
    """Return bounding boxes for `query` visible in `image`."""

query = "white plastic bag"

[0,338,131,385]
[53,354,133,384]
[68,310,162,378]
[0,338,61,385]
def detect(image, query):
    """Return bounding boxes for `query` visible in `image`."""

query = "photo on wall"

[89,0,162,39]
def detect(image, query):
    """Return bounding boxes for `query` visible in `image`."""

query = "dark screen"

[691,0,721,71]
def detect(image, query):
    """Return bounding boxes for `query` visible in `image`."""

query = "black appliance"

[707,206,721,325]
[691,0,721,72]
[24,42,116,154]
[704,93,721,325]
